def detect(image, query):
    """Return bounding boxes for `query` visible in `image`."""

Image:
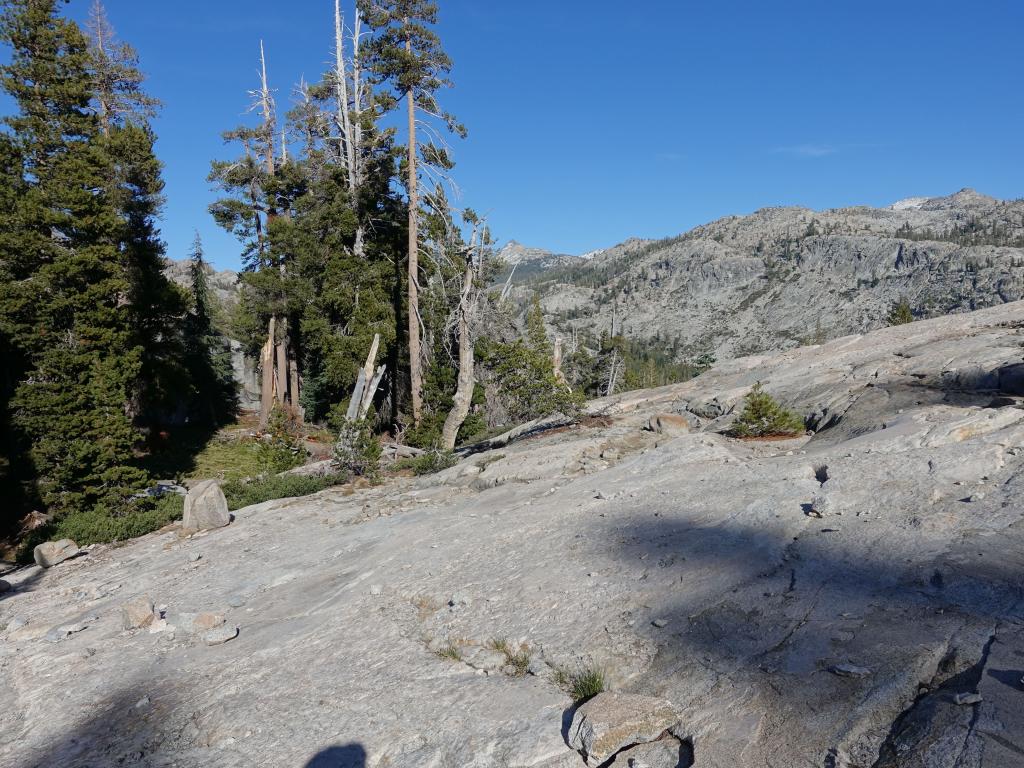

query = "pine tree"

[359,0,466,427]
[182,233,238,425]
[0,0,148,516]
[888,298,914,326]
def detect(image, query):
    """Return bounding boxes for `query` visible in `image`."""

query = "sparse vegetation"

[395,449,459,476]
[488,637,532,676]
[556,664,607,703]
[436,642,463,662]
[728,382,805,438]
[220,473,346,511]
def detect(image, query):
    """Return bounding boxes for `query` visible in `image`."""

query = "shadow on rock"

[12,685,177,768]
[304,743,367,768]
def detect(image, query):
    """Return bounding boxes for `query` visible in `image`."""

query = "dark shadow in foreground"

[304,743,367,768]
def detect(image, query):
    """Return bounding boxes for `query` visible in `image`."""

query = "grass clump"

[728,382,805,438]
[395,449,458,476]
[556,664,606,703]
[220,473,347,511]
[488,637,532,676]
[436,642,462,661]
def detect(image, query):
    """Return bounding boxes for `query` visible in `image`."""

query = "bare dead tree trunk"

[275,334,288,406]
[333,0,366,260]
[441,250,475,451]
[259,316,276,429]
[405,41,423,426]
[553,336,568,388]
[289,357,302,423]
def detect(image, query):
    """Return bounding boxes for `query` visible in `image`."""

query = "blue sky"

[12,1,1024,268]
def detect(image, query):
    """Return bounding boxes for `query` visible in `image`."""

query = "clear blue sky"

[14,1,1024,268]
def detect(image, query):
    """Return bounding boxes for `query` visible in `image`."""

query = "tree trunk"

[289,356,302,423]
[441,259,474,451]
[259,316,276,430]
[405,60,423,426]
[275,329,288,406]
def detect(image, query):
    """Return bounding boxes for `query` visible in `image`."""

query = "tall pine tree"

[359,0,465,428]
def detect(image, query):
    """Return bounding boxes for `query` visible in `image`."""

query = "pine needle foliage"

[729,382,805,438]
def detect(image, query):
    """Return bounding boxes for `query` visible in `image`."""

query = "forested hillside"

[0,0,577,549]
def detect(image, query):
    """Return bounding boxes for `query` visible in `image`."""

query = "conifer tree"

[0,0,148,515]
[359,0,466,427]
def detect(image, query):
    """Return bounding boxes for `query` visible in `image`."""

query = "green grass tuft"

[557,664,606,703]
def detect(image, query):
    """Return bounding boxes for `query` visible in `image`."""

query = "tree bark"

[405,45,423,426]
[259,316,276,430]
[275,330,288,406]
[289,356,302,423]
[441,257,474,451]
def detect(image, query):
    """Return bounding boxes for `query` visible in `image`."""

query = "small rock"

[182,480,230,533]
[651,618,668,628]
[968,493,985,502]
[595,491,608,500]
[6,617,27,632]
[33,539,79,568]
[448,593,470,608]
[121,595,156,630]
[187,552,202,563]
[369,584,383,597]
[0,579,10,593]
[527,656,550,677]
[45,621,91,643]
[204,625,238,646]
[643,413,691,436]
[134,696,151,709]
[192,612,226,632]
[829,663,872,679]
[226,594,246,608]
[466,648,507,672]
[568,692,680,766]
[953,692,983,705]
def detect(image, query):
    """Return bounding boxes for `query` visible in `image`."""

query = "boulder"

[182,480,230,533]
[568,692,679,766]
[121,595,156,630]
[0,579,10,594]
[33,539,79,568]
[643,414,691,436]
[204,625,239,646]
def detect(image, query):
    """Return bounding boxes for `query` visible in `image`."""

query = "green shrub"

[557,664,606,703]
[887,298,914,326]
[729,382,805,438]
[220,473,347,511]
[18,494,184,559]
[395,449,458,476]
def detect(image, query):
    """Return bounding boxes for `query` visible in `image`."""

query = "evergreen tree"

[888,298,914,326]
[359,0,466,427]
[0,0,148,517]
[182,233,238,425]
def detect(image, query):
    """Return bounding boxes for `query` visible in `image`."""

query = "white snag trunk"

[441,261,474,451]
[259,316,276,429]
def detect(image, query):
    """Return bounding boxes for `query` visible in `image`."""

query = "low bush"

[220,473,347,511]
[728,382,805,438]
[18,494,185,560]
[395,449,458,476]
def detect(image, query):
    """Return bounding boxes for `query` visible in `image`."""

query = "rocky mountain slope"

[524,189,1024,361]
[3,301,1024,767]
[495,240,587,282]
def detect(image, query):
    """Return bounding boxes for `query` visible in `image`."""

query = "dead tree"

[440,231,479,451]
[346,333,386,422]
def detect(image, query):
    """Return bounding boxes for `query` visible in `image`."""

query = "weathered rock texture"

[3,302,1024,766]
[181,480,230,533]
[525,189,1024,361]
[32,539,79,568]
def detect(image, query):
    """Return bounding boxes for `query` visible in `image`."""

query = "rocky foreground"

[3,303,1024,768]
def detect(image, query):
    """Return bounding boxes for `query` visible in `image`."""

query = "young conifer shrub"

[729,382,805,438]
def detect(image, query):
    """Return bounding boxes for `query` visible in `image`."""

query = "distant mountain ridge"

[514,189,1024,360]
